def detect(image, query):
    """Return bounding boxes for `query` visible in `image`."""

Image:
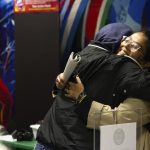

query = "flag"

[84,0,103,46]
[108,0,147,31]
[61,0,89,69]
[0,0,15,99]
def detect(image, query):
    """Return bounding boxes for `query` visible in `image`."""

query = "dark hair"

[143,30,150,62]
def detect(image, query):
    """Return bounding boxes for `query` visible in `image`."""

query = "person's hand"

[56,73,66,89]
[64,76,84,100]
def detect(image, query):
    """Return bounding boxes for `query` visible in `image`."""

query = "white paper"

[0,135,17,142]
[63,52,81,83]
[99,122,136,150]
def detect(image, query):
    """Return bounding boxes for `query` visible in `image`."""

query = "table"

[0,137,36,150]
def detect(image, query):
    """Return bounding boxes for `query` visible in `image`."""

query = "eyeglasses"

[122,36,143,52]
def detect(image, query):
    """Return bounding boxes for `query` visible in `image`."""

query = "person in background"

[35,23,140,150]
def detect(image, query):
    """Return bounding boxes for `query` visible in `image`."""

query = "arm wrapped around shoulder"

[86,98,150,129]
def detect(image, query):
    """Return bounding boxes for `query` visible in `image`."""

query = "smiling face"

[117,32,149,65]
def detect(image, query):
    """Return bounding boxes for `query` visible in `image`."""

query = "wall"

[14,12,60,128]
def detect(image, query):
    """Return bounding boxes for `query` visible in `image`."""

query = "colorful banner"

[0,0,15,99]
[14,0,59,13]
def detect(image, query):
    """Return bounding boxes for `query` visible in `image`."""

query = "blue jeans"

[34,142,54,150]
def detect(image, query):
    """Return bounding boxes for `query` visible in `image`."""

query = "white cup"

[30,124,40,139]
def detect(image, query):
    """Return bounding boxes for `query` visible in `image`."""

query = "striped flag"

[60,0,74,39]
[81,0,91,49]
[84,0,103,46]
[61,0,89,68]
[95,0,112,33]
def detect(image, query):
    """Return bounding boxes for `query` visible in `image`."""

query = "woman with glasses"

[35,24,150,150]
[117,31,150,69]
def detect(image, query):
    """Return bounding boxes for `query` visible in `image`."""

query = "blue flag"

[0,0,15,99]
[108,0,147,31]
